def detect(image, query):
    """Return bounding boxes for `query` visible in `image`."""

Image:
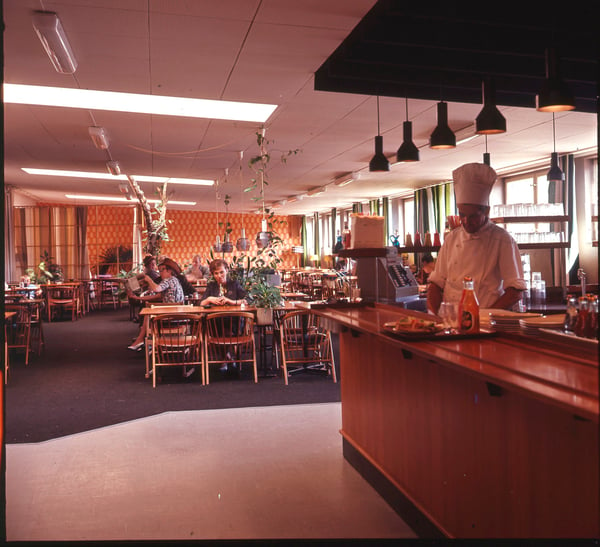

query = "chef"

[427,162,526,314]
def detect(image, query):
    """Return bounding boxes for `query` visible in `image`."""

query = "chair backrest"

[279,309,330,358]
[5,304,32,344]
[205,311,255,343]
[151,314,203,364]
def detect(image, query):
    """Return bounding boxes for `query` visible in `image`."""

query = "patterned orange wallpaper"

[83,205,302,272]
[161,210,303,270]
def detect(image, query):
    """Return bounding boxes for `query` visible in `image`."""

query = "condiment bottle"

[589,295,598,340]
[343,224,351,249]
[424,232,432,247]
[458,276,480,333]
[405,233,413,247]
[413,231,422,247]
[433,232,441,247]
[563,294,578,332]
[574,296,589,338]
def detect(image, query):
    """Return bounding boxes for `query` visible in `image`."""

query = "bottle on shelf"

[405,233,413,247]
[424,232,432,247]
[458,276,480,333]
[414,231,422,247]
[574,296,590,338]
[433,232,441,247]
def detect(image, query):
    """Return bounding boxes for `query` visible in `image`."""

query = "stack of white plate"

[519,314,565,335]
[488,310,542,333]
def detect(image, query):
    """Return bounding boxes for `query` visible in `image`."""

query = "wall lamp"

[32,11,78,74]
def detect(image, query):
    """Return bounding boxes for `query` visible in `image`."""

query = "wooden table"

[311,302,598,538]
[4,311,17,384]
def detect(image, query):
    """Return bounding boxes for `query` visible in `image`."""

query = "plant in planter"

[246,277,282,325]
[36,251,64,283]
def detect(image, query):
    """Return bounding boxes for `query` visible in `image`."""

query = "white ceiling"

[3,0,597,216]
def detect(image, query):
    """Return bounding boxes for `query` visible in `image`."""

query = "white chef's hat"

[452,163,497,206]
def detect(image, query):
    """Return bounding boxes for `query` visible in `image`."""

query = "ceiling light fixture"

[369,96,390,172]
[89,126,109,150]
[307,186,326,197]
[4,84,277,123]
[483,135,491,166]
[65,194,196,206]
[536,48,576,112]
[396,98,420,162]
[22,168,214,186]
[546,113,565,183]
[31,11,78,74]
[475,77,506,134]
[106,161,121,176]
[429,101,456,149]
[334,172,361,187]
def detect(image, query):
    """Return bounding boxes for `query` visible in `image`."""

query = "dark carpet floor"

[5,307,341,444]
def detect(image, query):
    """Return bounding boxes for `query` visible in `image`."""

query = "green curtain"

[369,199,379,215]
[301,215,308,267]
[382,196,389,245]
[352,202,363,214]
[415,182,454,239]
[331,207,337,249]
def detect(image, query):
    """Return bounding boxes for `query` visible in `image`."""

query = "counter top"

[313,303,598,422]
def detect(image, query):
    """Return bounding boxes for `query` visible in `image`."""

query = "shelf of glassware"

[490,215,570,250]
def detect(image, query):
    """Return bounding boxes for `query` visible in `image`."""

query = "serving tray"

[381,325,498,341]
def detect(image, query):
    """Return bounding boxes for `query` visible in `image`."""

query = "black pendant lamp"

[536,48,575,112]
[429,101,456,149]
[483,136,491,166]
[396,97,419,162]
[547,113,565,183]
[369,96,390,172]
[476,77,506,134]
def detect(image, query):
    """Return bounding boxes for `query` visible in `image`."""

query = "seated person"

[185,255,210,283]
[415,253,436,285]
[200,259,246,306]
[127,257,185,351]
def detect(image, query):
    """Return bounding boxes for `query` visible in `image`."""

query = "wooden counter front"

[314,303,599,538]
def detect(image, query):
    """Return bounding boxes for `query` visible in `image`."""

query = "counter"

[313,303,598,538]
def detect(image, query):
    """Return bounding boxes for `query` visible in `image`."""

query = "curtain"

[132,204,144,268]
[415,182,454,239]
[564,154,578,284]
[76,206,90,280]
[313,212,320,264]
[369,199,379,215]
[330,208,337,249]
[4,185,16,283]
[382,196,390,245]
[352,202,363,214]
[301,215,308,267]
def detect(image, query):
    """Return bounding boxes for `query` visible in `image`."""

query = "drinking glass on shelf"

[438,301,458,333]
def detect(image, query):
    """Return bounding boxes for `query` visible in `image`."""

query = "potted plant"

[246,277,282,325]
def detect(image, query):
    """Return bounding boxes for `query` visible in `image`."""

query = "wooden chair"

[46,284,81,322]
[5,304,32,366]
[149,313,204,388]
[204,311,257,384]
[278,309,336,385]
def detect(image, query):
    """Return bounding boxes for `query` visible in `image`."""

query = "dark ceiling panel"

[315,0,598,113]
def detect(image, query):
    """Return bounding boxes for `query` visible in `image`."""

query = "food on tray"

[383,316,444,334]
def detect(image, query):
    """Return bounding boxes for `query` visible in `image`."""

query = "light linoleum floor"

[6,402,417,541]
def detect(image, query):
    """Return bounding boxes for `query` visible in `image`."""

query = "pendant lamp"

[369,96,390,172]
[396,97,419,162]
[429,101,456,149]
[547,114,565,183]
[483,136,491,166]
[475,78,506,134]
[536,48,575,112]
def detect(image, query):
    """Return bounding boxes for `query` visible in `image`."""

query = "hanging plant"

[247,127,300,249]
[126,175,171,258]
